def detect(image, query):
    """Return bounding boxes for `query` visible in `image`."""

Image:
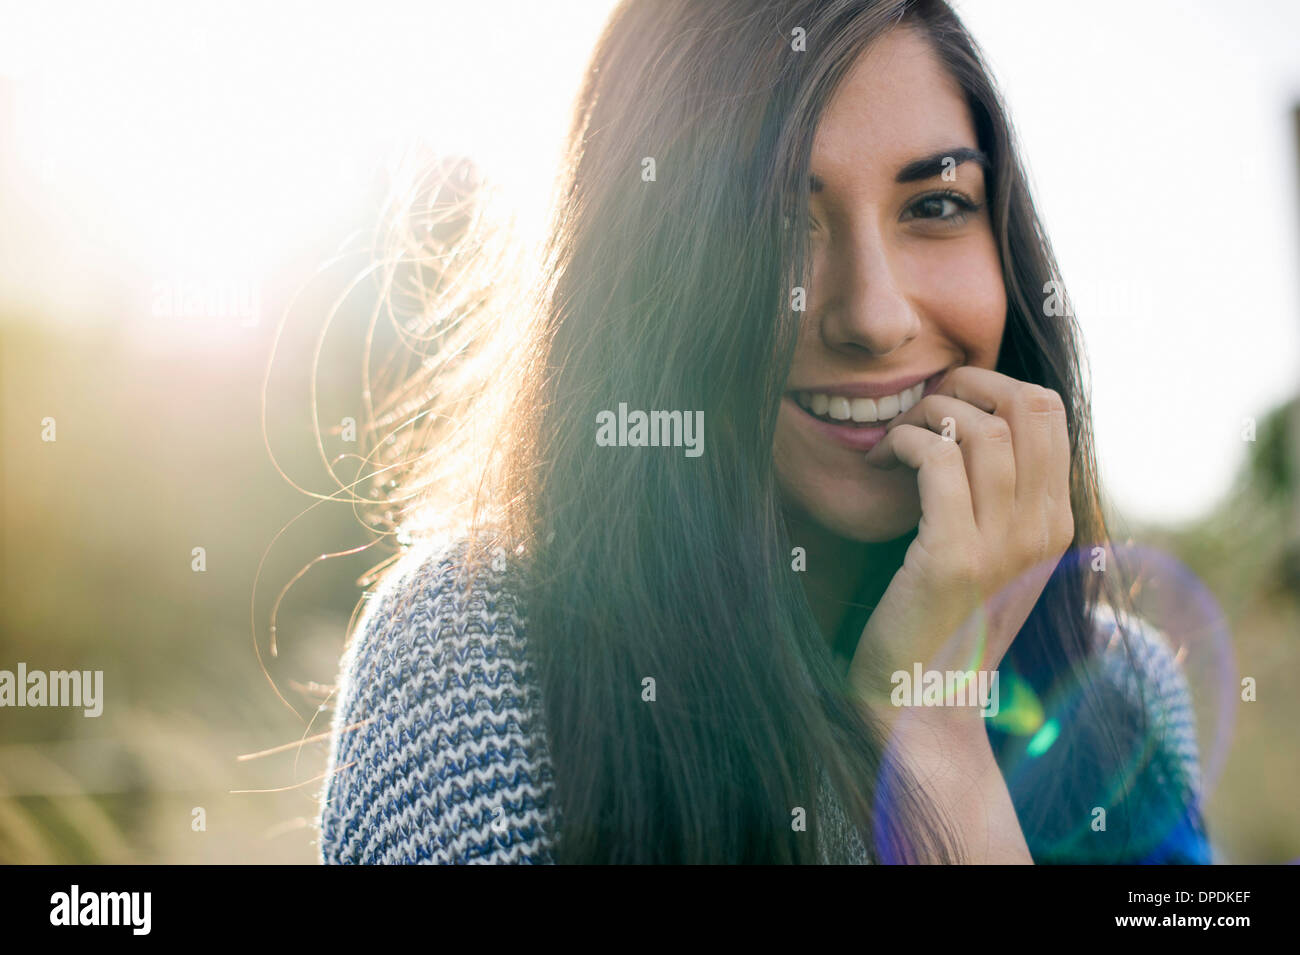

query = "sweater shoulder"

[1090,603,1203,795]
[1087,603,1212,863]
[316,536,557,864]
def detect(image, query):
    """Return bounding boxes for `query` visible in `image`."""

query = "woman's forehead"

[810,28,976,186]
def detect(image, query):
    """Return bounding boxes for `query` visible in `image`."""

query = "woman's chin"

[829,506,920,543]
[788,479,922,543]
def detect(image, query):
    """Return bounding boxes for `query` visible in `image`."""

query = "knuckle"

[924,436,964,468]
[1022,384,1066,416]
[978,415,1013,442]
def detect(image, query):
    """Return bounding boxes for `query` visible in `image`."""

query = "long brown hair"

[341,0,1160,863]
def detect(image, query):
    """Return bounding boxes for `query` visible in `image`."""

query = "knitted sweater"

[316,537,1213,864]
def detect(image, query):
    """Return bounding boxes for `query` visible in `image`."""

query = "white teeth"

[850,397,878,423]
[797,380,927,424]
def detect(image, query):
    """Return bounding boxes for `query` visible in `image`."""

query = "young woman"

[317,0,1212,864]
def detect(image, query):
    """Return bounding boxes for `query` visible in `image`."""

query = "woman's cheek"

[912,241,1007,353]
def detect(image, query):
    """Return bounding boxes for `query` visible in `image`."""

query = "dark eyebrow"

[808,146,991,193]
[894,147,989,183]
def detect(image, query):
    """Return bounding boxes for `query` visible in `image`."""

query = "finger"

[885,393,1014,533]
[1045,389,1071,513]
[864,423,977,542]
[1008,384,1066,520]
[1043,388,1073,541]
[929,366,1057,514]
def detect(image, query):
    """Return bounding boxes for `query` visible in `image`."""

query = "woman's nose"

[817,227,920,357]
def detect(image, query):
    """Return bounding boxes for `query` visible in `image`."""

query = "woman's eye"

[902,191,980,227]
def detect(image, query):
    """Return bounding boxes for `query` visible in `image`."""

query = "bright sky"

[1,0,1296,524]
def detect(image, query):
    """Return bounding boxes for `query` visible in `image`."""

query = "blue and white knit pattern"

[1092,601,1204,797]
[318,537,558,863]
[317,537,1209,864]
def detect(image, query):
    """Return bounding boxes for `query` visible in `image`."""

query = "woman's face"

[774,26,1007,543]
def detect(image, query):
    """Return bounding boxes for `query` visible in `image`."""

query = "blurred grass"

[0,237,387,862]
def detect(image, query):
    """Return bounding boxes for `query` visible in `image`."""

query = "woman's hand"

[847,366,1074,728]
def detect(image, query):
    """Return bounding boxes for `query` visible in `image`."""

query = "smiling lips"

[786,368,950,452]
[791,367,949,427]
[794,379,925,426]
